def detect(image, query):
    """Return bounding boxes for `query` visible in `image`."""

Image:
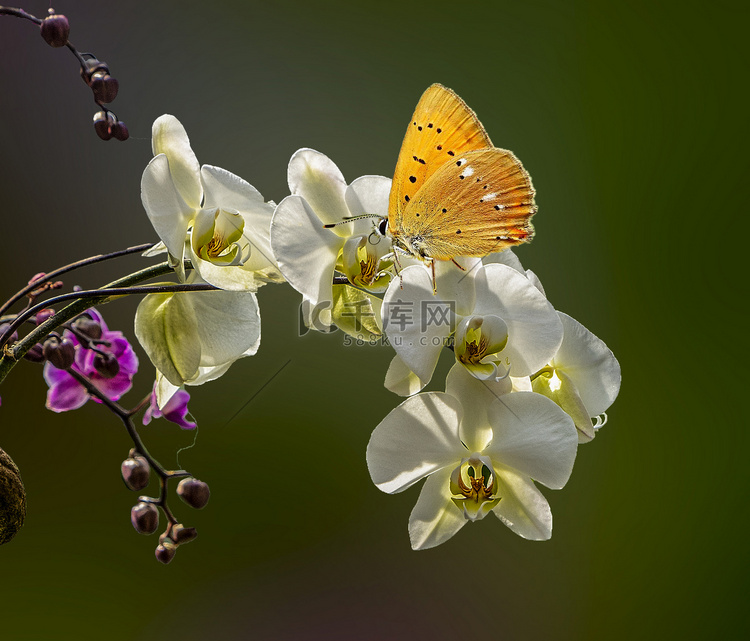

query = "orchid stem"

[0,262,177,385]
[65,369,190,525]
[0,243,155,318]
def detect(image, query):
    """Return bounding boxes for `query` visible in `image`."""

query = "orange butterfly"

[387,83,536,272]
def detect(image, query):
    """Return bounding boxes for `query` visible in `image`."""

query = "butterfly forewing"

[403,148,536,260]
[388,84,492,233]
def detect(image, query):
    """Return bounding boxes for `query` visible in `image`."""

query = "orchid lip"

[449,454,501,521]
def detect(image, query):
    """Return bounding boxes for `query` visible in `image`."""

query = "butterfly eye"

[378,218,388,236]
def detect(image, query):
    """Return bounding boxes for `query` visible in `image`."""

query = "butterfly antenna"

[323,214,382,229]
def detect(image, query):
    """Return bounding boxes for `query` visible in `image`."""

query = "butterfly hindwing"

[388,84,493,233]
[401,148,536,260]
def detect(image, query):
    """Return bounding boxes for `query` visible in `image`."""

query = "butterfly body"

[388,84,536,263]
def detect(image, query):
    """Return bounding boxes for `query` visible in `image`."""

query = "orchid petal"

[483,247,525,273]
[445,363,510,451]
[287,149,350,231]
[344,175,392,236]
[485,392,577,490]
[154,371,181,409]
[200,164,264,210]
[366,392,463,494]
[532,369,596,443]
[434,257,480,317]
[383,354,428,397]
[186,290,261,366]
[271,195,342,328]
[525,269,546,296]
[191,254,263,291]
[382,265,451,386]
[151,115,202,209]
[134,292,201,386]
[201,166,281,275]
[141,154,194,264]
[474,263,562,376]
[43,365,88,412]
[553,312,621,416]
[408,467,467,550]
[492,464,553,540]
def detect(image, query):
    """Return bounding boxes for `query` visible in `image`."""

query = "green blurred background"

[1,0,745,638]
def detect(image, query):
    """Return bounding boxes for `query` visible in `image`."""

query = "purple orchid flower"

[43,308,139,412]
[143,385,196,430]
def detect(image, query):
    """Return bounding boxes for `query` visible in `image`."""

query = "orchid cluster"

[0,113,620,556]
[138,118,619,550]
[269,146,621,549]
[0,6,620,559]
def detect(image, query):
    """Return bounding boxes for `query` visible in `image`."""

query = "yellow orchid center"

[205,230,230,258]
[357,252,379,286]
[449,455,501,521]
[192,207,245,266]
[459,328,489,365]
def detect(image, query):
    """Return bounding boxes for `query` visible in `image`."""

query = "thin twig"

[65,369,190,525]
[0,243,155,318]
[0,262,176,384]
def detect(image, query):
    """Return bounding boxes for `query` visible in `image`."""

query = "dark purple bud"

[0,323,18,345]
[177,478,210,509]
[171,524,198,545]
[43,338,76,370]
[121,456,150,491]
[35,309,55,325]
[110,121,129,141]
[131,502,159,535]
[72,316,103,340]
[40,14,70,48]
[80,58,109,83]
[93,111,113,141]
[94,352,119,378]
[23,344,45,363]
[89,72,119,104]
[155,540,177,564]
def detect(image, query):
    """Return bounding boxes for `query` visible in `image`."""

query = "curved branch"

[0,243,156,318]
[0,262,177,384]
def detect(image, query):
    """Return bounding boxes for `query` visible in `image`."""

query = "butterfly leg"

[450,258,466,271]
[392,248,404,289]
[430,259,437,295]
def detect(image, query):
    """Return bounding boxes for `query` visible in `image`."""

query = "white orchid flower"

[531,312,621,442]
[382,259,563,395]
[134,274,260,391]
[270,148,392,331]
[367,365,578,549]
[141,114,282,290]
